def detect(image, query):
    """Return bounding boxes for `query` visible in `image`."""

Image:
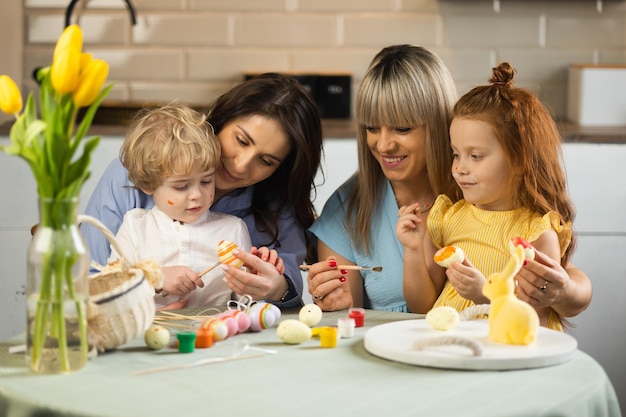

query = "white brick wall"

[8,0,623,117]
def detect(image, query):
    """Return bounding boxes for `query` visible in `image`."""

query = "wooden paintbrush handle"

[199,261,220,276]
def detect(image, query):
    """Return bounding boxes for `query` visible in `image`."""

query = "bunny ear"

[501,245,525,281]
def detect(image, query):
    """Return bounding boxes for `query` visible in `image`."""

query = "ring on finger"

[540,281,549,292]
[313,294,324,301]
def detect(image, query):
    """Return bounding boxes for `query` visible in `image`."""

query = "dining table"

[0,308,622,417]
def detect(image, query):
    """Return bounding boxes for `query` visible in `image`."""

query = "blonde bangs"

[357,74,425,129]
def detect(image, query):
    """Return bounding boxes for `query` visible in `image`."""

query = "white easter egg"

[426,306,460,331]
[298,304,323,327]
[276,319,312,344]
[144,324,171,350]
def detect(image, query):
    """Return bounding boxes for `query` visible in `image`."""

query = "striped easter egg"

[218,240,244,268]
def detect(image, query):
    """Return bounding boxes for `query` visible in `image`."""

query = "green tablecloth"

[0,309,622,417]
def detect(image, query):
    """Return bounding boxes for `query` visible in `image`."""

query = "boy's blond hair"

[120,102,220,193]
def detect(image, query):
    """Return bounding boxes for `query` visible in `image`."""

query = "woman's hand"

[222,249,288,302]
[515,249,568,309]
[306,256,353,311]
[446,258,489,305]
[160,265,204,297]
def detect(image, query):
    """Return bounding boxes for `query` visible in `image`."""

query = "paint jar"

[318,327,338,348]
[338,317,356,338]
[177,332,197,353]
[348,308,365,327]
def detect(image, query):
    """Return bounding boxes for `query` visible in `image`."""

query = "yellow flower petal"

[0,75,23,115]
[53,24,83,62]
[50,47,81,94]
[72,59,109,107]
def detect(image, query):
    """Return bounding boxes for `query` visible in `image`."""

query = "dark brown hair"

[208,73,323,259]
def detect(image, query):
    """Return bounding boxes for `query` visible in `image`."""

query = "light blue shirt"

[81,158,304,307]
[309,175,408,312]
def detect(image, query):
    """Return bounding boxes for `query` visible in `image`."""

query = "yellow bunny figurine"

[482,243,539,345]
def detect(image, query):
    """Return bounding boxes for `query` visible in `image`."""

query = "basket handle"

[77,214,131,270]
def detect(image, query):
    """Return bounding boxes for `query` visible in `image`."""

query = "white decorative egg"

[276,319,312,344]
[426,306,460,331]
[144,324,171,350]
[298,304,323,327]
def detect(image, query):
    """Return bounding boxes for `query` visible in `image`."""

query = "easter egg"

[510,237,535,260]
[227,309,251,333]
[298,303,323,327]
[248,302,281,331]
[277,319,312,344]
[200,318,229,341]
[220,315,240,338]
[426,306,460,331]
[434,246,465,268]
[144,324,171,350]
[218,240,244,268]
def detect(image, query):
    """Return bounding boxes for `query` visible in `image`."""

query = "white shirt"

[109,206,252,308]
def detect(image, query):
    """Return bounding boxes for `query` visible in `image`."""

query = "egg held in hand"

[510,236,535,261]
[434,245,465,268]
[218,240,244,268]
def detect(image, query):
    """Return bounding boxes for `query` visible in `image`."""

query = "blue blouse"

[308,176,409,312]
[81,158,304,308]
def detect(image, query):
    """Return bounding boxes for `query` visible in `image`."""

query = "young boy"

[108,103,252,309]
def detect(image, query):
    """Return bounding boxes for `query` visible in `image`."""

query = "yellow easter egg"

[218,240,243,268]
[277,319,312,344]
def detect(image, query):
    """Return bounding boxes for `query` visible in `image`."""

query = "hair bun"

[490,62,515,87]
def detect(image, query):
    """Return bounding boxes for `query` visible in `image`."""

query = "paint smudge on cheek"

[167,200,174,206]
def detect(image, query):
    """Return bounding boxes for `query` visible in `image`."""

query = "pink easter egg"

[231,310,252,333]
[221,315,239,337]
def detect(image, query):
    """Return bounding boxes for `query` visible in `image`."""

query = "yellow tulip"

[80,52,93,69]
[53,24,83,62]
[0,75,23,115]
[72,59,109,107]
[50,47,81,94]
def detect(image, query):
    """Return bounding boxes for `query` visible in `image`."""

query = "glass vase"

[26,197,90,373]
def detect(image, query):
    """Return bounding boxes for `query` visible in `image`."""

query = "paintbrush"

[198,261,220,277]
[299,264,383,272]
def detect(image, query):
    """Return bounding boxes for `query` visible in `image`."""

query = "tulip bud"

[50,47,81,94]
[72,59,109,107]
[53,24,83,62]
[80,52,93,69]
[0,75,23,115]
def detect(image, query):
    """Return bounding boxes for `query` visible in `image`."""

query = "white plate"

[364,319,577,370]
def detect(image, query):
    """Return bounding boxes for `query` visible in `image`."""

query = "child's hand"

[160,265,204,296]
[251,246,285,275]
[445,257,489,305]
[395,203,426,251]
[157,297,189,311]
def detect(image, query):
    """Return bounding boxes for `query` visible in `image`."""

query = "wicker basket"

[78,215,162,352]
